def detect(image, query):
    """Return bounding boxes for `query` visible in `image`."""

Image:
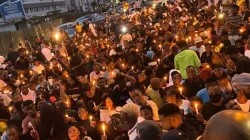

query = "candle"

[67,57,71,61]
[206,65,210,69]
[158,44,162,48]
[20,74,24,78]
[89,115,93,122]
[122,63,125,68]
[93,102,97,107]
[9,106,13,112]
[164,77,167,81]
[92,81,96,86]
[157,59,160,64]
[26,51,29,55]
[195,103,199,114]
[102,123,106,136]
[131,66,134,70]
[29,70,33,75]
[65,114,69,118]
[179,87,183,95]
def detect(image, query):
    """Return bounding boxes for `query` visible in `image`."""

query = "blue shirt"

[197,88,228,104]
[197,88,210,103]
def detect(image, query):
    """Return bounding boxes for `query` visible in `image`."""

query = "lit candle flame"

[179,87,183,95]
[89,115,93,122]
[195,103,199,114]
[102,123,106,136]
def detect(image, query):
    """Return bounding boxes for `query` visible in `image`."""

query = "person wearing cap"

[189,37,206,57]
[119,103,144,140]
[135,120,163,140]
[174,40,201,79]
[130,88,159,120]
[158,103,200,140]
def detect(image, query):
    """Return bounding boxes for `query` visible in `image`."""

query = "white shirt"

[235,99,250,112]
[0,93,12,106]
[244,50,250,58]
[89,71,104,82]
[109,49,117,56]
[21,89,36,103]
[32,64,45,74]
[128,117,144,140]
[42,47,53,62]
[189,45,206,57]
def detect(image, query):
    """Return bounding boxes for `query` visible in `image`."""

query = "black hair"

[177,40,188,49]
[189,96,203,104]
[158,103,180,117]
[205,76,218,84]
[78,105,88,112]
[144,67,153,76]
[22,100,33,108]
[171,71,181,78]
[186,65,195,71]
[235,39,244,46]
[140,105,153,112]
[231,4,239,11]
[225,45,238,55]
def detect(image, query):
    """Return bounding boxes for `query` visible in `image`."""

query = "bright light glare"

[121,26,127,33]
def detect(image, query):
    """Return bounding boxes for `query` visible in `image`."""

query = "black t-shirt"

[111,87,130,107]
[84,88,103,114]
[15,58,29,70]
[182,78,205,99]
[201,101,225,121]
[77,119,101,140]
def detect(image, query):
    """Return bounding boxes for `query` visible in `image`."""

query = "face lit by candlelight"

[105,97,114,110]
[68,126,80,140]
[78,107,89,120]
[189,101,203,113]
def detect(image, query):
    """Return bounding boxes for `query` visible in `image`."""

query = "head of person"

[201,110,250,140]
[67,124,81,140]
[189,96,203,114]
[20,84,29,96]
[207,86,223,104]
[151,78,161,90]
[212,67,225,79]
[239,4,246,12]
[164,86,181,104]
[84,82,95,98]
[145,67,155,79]
[171,45,179,55]
[230,4,239,16]
[186,66,196,81]
[34,59,40,66]
[97,77,107,89]
[171,71,181,86]
[225,45,240,60]
[6,125,20,140]
[78,106,89,121]
[13,94,23,102]
[231,73,250,103]
[130,89,146,106]
[119,103,140,131]
[195,37,203,48]
[218,74,233,93]
[140,105,153,120]
[177,40,188,50]
[135,120,163,140]
[93,63,101,73]
[158,103,182,130]
[105,97,114,110]
[114,73,127,90]
[205,76,218,88]
[22,100,36,117]
[107,61,115,70]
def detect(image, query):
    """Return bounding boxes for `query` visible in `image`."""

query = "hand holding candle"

[179,87,183,95]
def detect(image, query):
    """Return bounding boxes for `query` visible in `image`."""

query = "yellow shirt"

[76,25,82,33]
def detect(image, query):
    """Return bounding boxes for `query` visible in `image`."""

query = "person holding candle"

[90,63,104,82]
[77,106,101,140]
[164,86,190,115]
[32,59,45,76]
[83,82,104,115]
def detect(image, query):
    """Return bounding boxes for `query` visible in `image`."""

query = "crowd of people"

[0,0,250,140]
